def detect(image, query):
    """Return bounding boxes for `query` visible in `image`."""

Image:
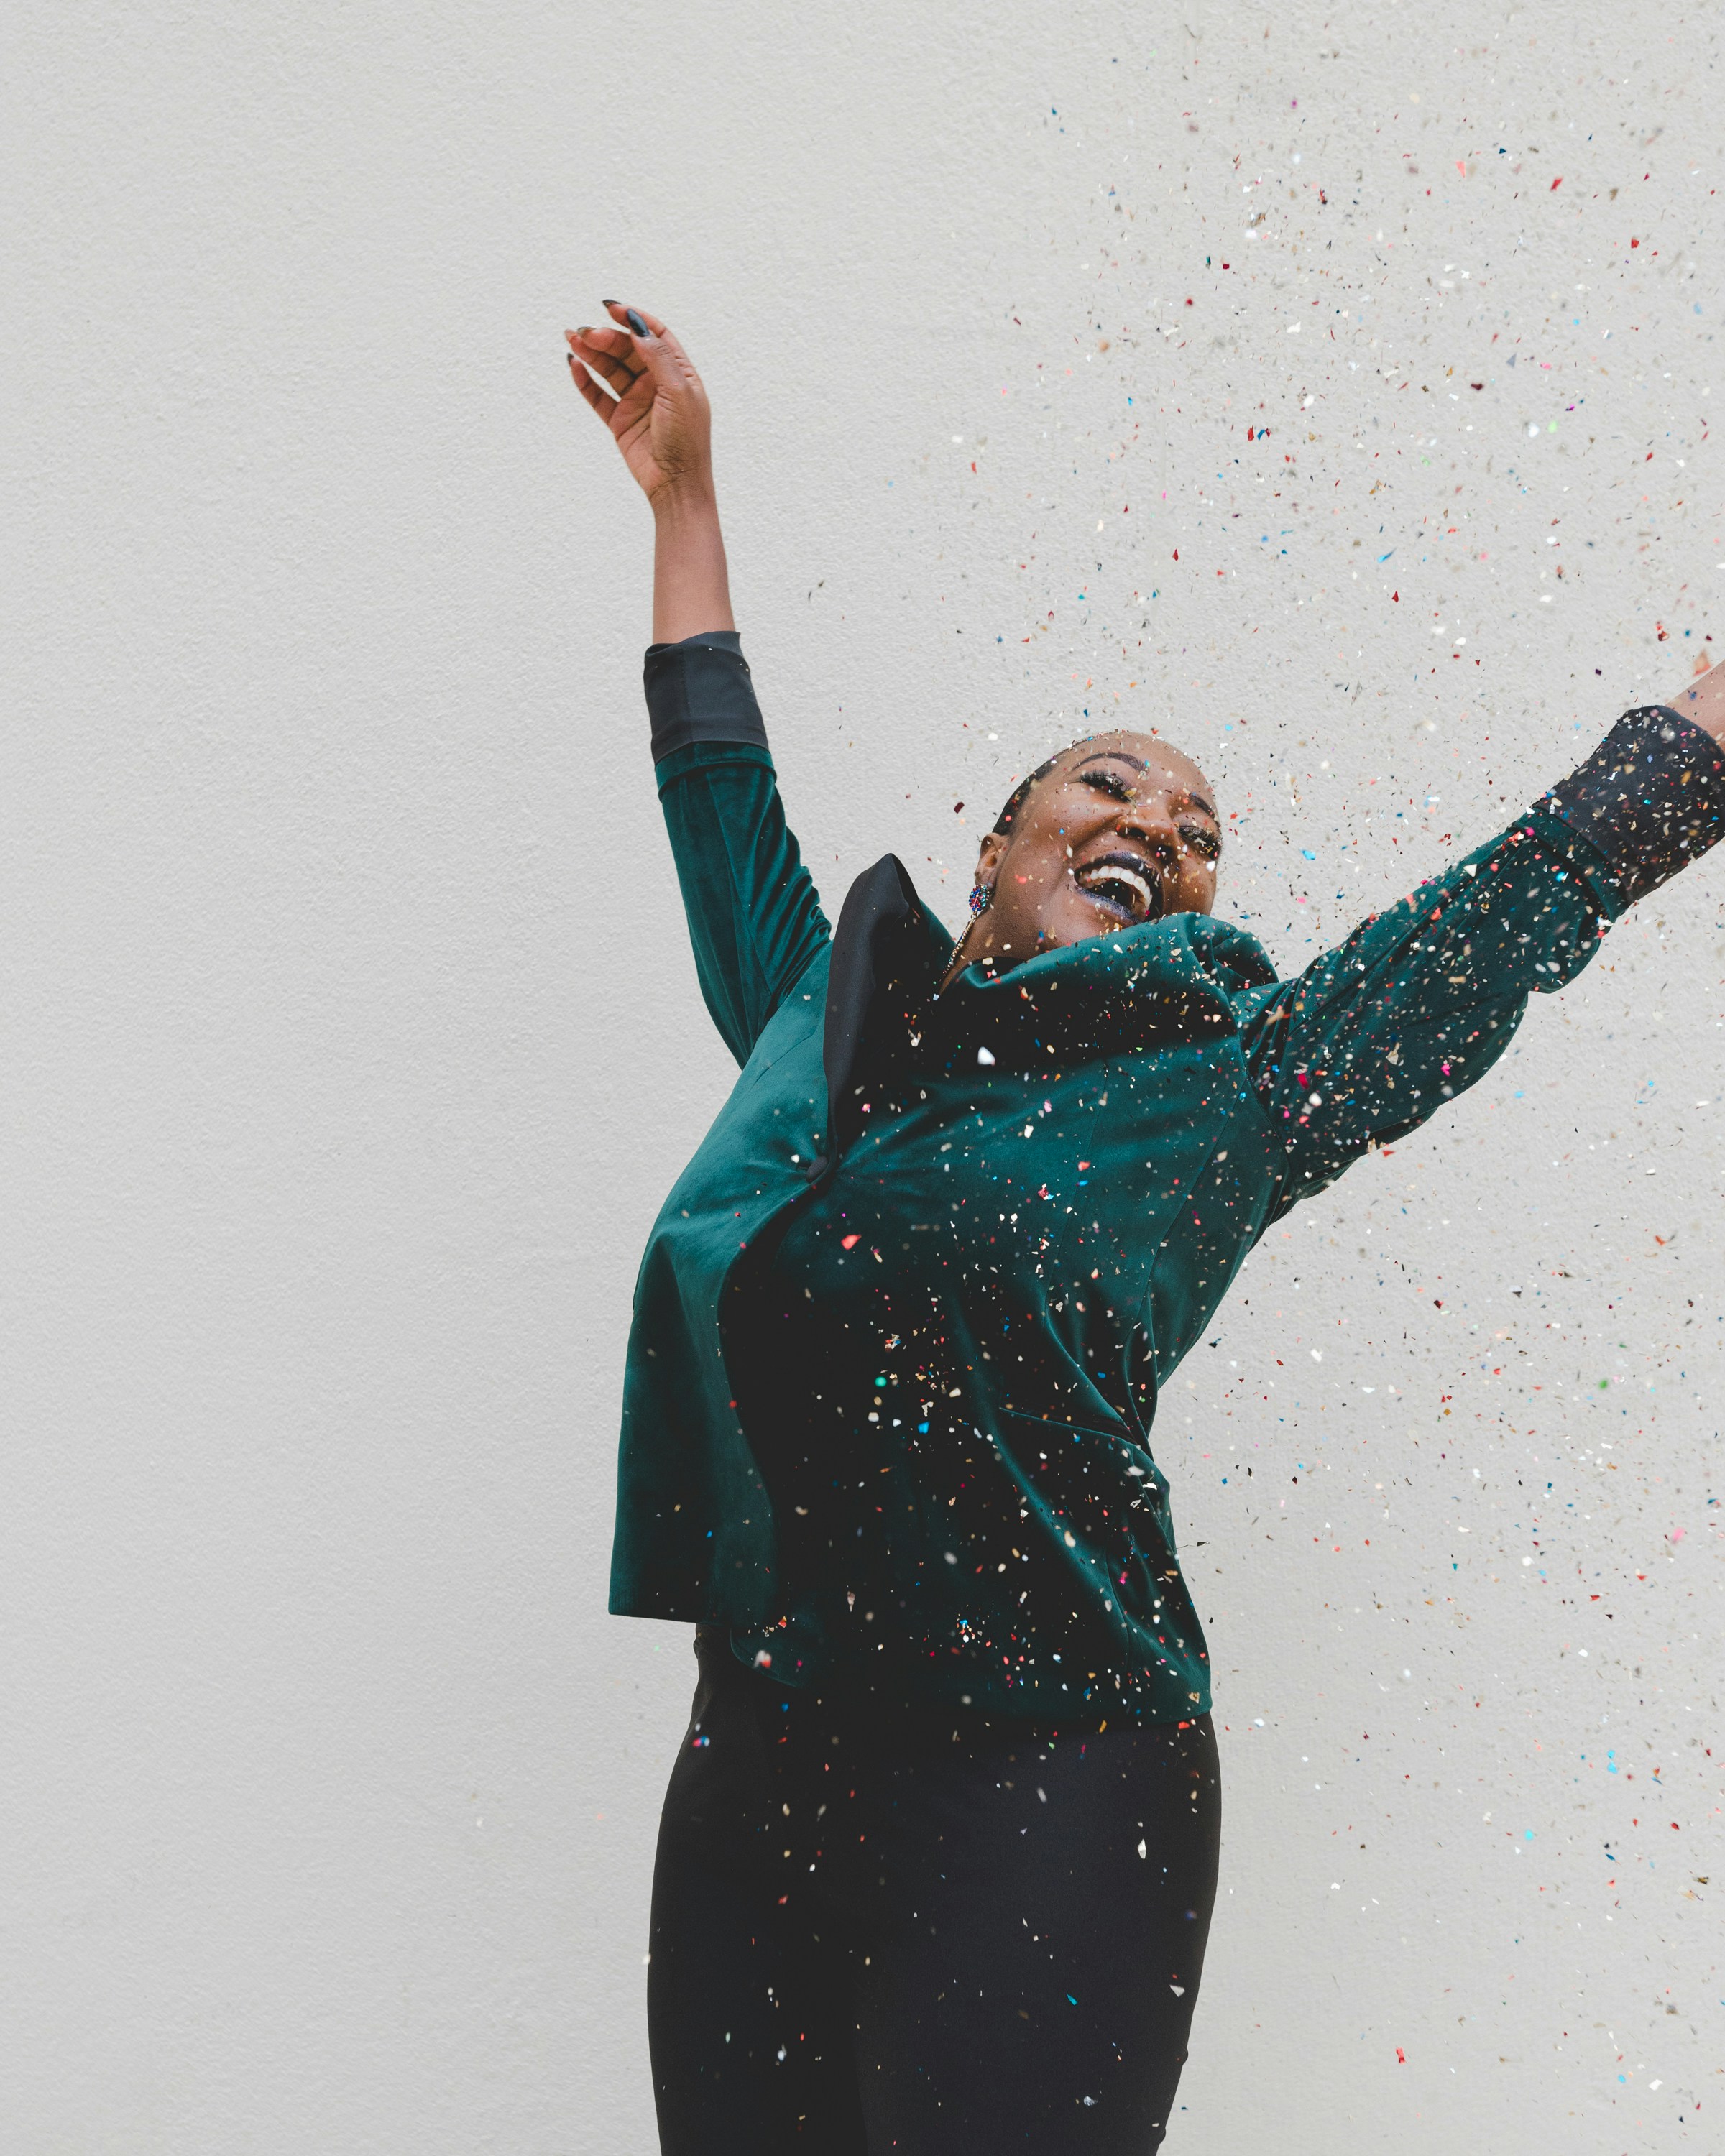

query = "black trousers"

[647,1634,1221,2154]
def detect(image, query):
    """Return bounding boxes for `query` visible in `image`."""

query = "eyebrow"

[1075,752,1218,823]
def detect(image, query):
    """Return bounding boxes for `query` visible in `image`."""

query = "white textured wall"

[5,1,1722,2148]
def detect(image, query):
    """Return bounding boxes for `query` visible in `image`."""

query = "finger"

[567,354,620,421]
[569,338,642,397]
[571,354,656,442]
[601,301,698,395]
[567,328,643,393]
[602,298,666,337]
[602,298,684,366]
[599,302,686,360]
[645,318,699,375]
[569,323,636,363]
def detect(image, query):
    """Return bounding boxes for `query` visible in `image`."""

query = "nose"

[1115,789,1184,869]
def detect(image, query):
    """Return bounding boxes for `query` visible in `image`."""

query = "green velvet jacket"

[610,631,1725,1720]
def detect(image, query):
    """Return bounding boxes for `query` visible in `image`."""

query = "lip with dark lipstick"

[1072,847,1162,926]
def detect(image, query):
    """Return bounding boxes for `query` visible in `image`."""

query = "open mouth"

[1073,852,1160,926]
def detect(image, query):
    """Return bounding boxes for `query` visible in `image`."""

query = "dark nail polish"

[625,308,648,336]
[601,299,619,308]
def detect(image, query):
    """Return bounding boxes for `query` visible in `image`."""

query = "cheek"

[1013,840,1078,895]
[999,849,1087,939]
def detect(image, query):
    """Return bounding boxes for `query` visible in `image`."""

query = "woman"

[567,300,1725,2154]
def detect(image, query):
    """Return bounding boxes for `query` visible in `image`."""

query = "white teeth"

[1077,862,1154,914]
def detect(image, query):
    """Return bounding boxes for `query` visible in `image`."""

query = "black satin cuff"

[643,630,768,760]
[1537,704,1725,906]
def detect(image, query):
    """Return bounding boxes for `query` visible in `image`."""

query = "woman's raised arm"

[567,303,828,1065]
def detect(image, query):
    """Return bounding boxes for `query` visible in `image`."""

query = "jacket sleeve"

[1236,704,1725,1216]
[646,631,830,1066]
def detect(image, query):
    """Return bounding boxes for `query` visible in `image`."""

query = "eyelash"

[1078,773,1220,858]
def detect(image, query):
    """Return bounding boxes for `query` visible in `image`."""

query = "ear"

[972,829,1008,888]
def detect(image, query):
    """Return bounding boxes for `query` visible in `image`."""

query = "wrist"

[649,472,719,522]
[1668,661,1725,750]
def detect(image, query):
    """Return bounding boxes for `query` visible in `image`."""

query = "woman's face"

[955,732,1221,977]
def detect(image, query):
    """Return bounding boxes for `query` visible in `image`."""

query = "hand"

[566,303,714,507]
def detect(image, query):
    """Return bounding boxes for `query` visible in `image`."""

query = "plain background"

[5,1,1724,2147]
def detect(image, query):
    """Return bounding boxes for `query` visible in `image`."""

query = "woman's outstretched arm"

[1236,664,1725,1217]
[566,303,828,1066]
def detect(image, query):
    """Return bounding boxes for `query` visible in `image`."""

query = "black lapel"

[806,855,952,1186]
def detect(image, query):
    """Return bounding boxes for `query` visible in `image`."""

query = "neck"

[939,926,1011,995]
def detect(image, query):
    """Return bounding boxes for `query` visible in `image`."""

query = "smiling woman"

[947,738,1223,982]
[567,303,1725,2156]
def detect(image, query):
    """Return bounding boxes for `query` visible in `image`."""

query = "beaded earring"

[967,883,993,917]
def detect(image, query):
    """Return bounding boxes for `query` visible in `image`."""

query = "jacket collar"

[809,855,952,1184]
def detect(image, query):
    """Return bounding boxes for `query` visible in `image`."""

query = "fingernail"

[601,298,619,308]
[625,308,648,336]
[572,327,589,338]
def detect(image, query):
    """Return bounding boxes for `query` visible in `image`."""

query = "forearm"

[652,481,735,644]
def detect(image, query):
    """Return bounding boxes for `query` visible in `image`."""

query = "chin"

[1039,907,1123,948]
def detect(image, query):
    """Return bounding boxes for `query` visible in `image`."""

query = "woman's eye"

[1082,773,1133,802]
[1180,826,1220,858]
